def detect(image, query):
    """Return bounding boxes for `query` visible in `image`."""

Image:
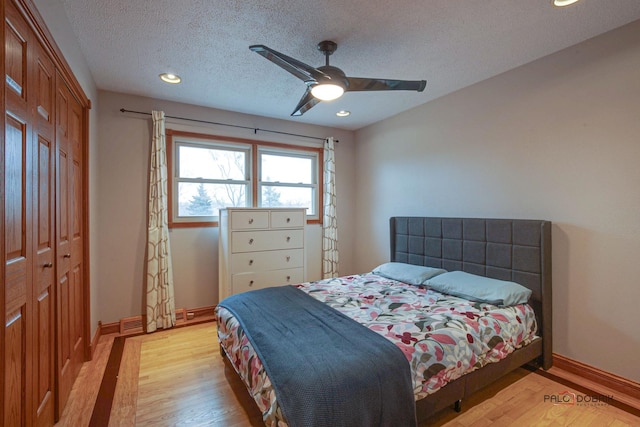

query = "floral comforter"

[216,273,538,426]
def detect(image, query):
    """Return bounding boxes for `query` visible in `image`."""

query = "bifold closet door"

[4,1,56,425]
[4,2,33,423]
[4,0,88,424]
[55,75,84,418]
[32,34,56,427]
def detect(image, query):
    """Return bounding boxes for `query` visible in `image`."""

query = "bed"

[216,216,552,426]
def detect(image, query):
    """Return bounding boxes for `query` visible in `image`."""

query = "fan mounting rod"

[317,40,337,66]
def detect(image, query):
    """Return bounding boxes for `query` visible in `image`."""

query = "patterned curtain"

[146,110,176,333]
[322,137,339,278]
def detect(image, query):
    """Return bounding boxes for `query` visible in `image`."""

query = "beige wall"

[354,20,640,382]
[95,91,356,324]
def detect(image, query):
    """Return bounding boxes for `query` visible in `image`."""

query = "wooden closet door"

[55,76,84,418]
[4,1,89,424]
[4,2,56,425]
[4,2,33,425]
[32,39,56,427]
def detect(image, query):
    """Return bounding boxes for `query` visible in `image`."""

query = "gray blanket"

[219,285,416,427]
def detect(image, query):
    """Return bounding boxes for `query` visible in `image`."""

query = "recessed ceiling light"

[159,73,182,84]
[336,110,350,117]
[553,0,580,7]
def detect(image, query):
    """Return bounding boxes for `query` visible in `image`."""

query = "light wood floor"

[55,322,640,426]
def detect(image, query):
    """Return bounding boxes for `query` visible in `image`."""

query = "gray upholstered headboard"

[390,217,552,369]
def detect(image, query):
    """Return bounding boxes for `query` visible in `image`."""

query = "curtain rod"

[119,108,336,142]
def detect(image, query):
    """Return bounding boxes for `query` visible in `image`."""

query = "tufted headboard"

[390,217,552,369]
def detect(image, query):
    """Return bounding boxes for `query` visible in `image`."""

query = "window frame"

[167,129,323,227]
[257,146,319,216]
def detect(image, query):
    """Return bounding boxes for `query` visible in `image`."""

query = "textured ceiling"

[59,0,640,131]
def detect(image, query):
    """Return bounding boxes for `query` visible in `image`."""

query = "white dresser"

[218,207,306,300]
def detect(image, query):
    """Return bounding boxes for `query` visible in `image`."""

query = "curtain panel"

[322,137,339,278]
[146,110,176,332]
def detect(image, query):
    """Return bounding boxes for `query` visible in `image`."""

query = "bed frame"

[389,217,552,418]
[219,216,552,423]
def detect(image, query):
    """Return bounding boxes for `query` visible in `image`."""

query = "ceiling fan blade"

[250,45,326,83]
[346,77,426,92]
[291,88,320,116]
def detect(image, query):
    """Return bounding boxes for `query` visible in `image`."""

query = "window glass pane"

[178,145,246,180]
[178,182,248,216]
[261,186,314,215]
[261,154,313,184]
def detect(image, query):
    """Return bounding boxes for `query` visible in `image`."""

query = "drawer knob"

[249,218,254,224]
[286,217,291,223]
[249,280,254,286]
[249,238,254,244]
[286,236,291,242]
[63,253,71,258]
[286,256,290,262]
[249,259,254,265]
[286,276,291,281]
[43,262,53,268]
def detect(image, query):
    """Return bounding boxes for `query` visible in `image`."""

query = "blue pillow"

[424,271,532,306]
[372,262,447,286]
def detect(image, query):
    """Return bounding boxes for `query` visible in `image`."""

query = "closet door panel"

[70,265,82,360]
[55,79,84,417]
[4,3,33,425]
[68,96,84,381]
[57,149,69,250]
[35,136,54,414]
[4,7,27,101]
[4,117,27,265]
[71,157,82,352]
[4,115,29,427]
[32,39,55,425]
[4,311,25,427]
[56,271,71,412]
[55,140,73,413]
[35,55,53,122]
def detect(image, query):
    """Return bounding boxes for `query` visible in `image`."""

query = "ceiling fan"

[249,40,427,116]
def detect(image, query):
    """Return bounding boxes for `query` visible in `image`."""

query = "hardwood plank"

[56,322,640,427]
[134,323,260,426]
[422,369,639,427]
[56,334,114,426]
[87,336,124,426]
[107,339,141,426]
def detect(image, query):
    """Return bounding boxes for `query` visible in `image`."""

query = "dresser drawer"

[231,229,304,253]
[230,249,304,274]
[270,210,305,228]
[230,210,269,230]
[231,268,305,294]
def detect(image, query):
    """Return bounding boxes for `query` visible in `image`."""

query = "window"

[174,141,250,219]
[167,130,323,227]
[259,148,318,216]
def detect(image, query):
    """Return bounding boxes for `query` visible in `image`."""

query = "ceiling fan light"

[311,83,344,101]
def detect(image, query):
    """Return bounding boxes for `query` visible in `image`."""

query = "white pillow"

[424,271,532,306]
[372,262,447,286]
